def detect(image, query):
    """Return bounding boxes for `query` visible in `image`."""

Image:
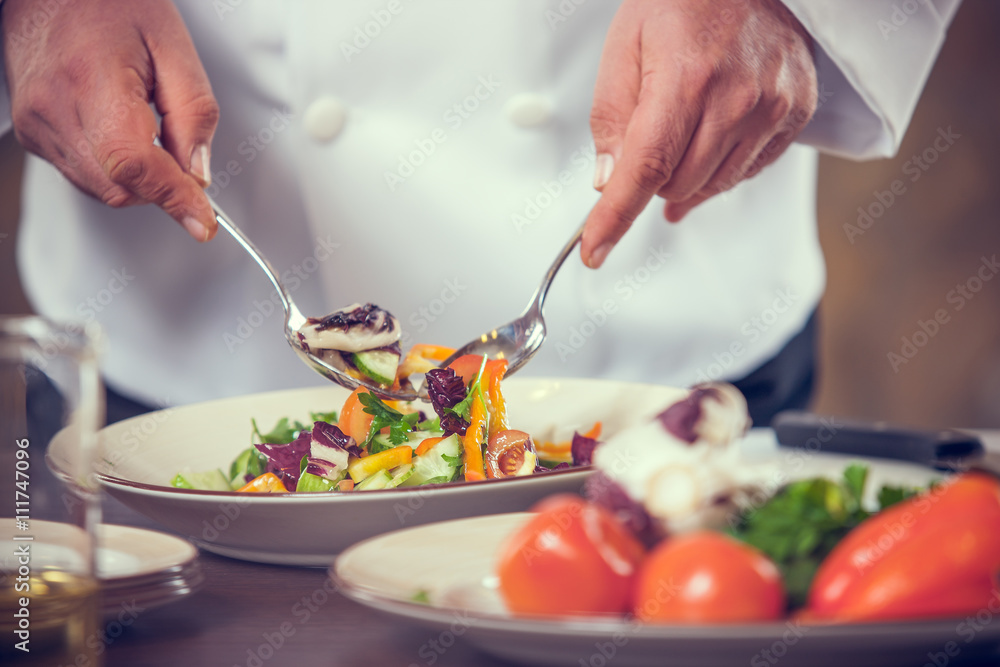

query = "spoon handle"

[530,220,586,313]
[209,196,294,315]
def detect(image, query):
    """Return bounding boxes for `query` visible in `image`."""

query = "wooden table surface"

[101,494,511,667]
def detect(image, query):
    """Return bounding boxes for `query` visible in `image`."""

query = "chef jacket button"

[504,93,553,128]
[303,96,348,143]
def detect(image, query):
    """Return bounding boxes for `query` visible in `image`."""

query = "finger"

[664,138,759,222]
[82,69,216,241]
[664,125,798,222]
[654,116,736,204]
[654,86,766,202]
[582,73,701,268]
[145,2,219,188]
[17,94,145,208]
[588,12,642,193]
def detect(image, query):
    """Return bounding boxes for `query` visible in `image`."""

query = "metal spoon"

[435,220,585,375]
[210,198,421,402]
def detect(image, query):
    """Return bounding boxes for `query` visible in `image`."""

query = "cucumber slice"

[297,471,342,493]
[172,469,233,491]
[352,348,401,387]
[370,430,430,452]
[400,435,463,487]
[386,463,415,488]
[354,469,393,491]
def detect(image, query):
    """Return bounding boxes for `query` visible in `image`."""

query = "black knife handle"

[771,411,984,470]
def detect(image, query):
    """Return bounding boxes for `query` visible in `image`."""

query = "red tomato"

[807,473,1000,622]
[633,531,785,623]
[485,429,535,478]
[497,495,645,616]
[337,387,373,444]
[447,354,486,385]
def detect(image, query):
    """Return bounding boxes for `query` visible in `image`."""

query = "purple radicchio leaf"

[583,471,665,548]
[254,429,311,491]
[311,421,362,458]
[306,421,358,480]
[534,461,572,473]
[655,386,720,443]
[570,432,600,466]
[425,367,470,436]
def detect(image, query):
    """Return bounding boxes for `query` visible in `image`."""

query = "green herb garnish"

[358,392,420,447]
[729,464,924,609]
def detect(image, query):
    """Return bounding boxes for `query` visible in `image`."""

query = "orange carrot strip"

[237,472,288,493]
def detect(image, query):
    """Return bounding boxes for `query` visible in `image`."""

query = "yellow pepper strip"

[463,393,488,482]
[486,359,509,439]
[397,344,457,380]
[348,445,412,483]
[237,472,288,493]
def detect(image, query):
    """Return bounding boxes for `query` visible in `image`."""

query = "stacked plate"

[98,525,203,618]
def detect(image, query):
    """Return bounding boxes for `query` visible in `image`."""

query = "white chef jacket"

[0,1,959,407]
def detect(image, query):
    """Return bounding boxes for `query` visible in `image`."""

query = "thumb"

[143,4,219,188]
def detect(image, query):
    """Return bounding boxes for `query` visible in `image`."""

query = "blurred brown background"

[2,1,998,428]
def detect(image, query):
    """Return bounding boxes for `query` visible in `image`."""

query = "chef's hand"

[582,0,817,268]
[2,0,219,241]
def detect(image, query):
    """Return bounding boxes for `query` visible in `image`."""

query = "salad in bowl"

[172,348,598,494]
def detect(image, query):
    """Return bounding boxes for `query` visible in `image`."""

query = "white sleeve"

[780,0,962,160]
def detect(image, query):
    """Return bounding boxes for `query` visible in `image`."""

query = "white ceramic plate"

[333,491,1000,667]
[47,378,687,565]
[98,524,203,616]
[0,520,201,616]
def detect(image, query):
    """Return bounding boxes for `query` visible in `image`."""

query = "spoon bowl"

[211,198,422,402]
[436,221,584,374]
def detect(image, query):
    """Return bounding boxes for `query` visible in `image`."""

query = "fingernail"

[182,216,209,242]
[594,153,614,190]
[588,242,613,269]
[190,144,211,187]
